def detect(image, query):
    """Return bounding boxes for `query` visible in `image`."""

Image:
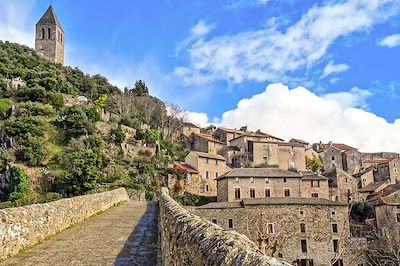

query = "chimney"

[240,126,248,132]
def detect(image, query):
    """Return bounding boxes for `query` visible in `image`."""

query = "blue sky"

[1,0,400,151]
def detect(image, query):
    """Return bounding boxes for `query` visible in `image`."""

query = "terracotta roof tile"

[192,132,225,144]
[191,151,226,161]
[173,162,199,174]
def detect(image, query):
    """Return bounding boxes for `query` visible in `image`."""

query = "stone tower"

[35,5,64,65]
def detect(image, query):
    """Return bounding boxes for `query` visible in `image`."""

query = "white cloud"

[320,60,350,79]
[175,20,215,55]
[379,33,400,48]
[0,0,36,47]
[176,0,399,86]
[219,83,400,152]
[187,112,210,127]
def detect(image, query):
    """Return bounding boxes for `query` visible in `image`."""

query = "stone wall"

[159,187,288,266]
[0,188,129,260]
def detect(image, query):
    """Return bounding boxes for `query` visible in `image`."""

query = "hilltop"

[0,41,190,206]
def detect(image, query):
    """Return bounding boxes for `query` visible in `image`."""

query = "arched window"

[41,28,45,39]
[48,28,51,39]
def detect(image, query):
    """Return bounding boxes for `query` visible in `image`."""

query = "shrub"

[40,192,62,203]
[48,92,64,109]
[16,101,55,117]
[109,127,126,145]
[8,166,30,202]
[59,106,93,140]
[4,116,48,137]
[120,116,140,129]
[85,107,100,122]
[17,134,48,166]
[0,98,11,120]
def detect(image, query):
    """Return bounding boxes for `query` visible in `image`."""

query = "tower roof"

[37,5,63,31]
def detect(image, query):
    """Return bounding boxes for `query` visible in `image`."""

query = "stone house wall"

[191,202,365,266]
[376,158,400,183]
[330,169,359,203]
[0,188,129,260]
[342,150,362,175]
[251,142,279,167]
[35,23,64,64]
[277,145,306,172]
[359,169,374,188]
[300,179,330,199]
[158,187,286,266]
[319,147,343,173]
[222,176,302,202]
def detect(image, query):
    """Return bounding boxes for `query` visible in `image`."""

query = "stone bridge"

[0,188,287,266]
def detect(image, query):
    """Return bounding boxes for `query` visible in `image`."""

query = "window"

[188,173,192,178]
[311,193,319,198]
[205,171,209,179]
[204,184,209,192]
[205,158,209,164]
[265,177,269,183]
[61,33,63,43]
[296,259,314,266]
[332,211,336,216]
[228,218,234,228]
[267,223,275,234]
[265,188,271,197]
[333,239,339,253]
[301,239,307,253]
[41,28,45,39]
[311,180,320,187]
[300,223,306,233]
[332,156,335,161]
[235,177,239,183]
[250,188,256,198]
[284,189,290,197]
[332,223,338,233]
[278,253,283,258]
[262,156,268,164]
[48,28,51,39]
[283,177,287,183]
[234,188,241,199]
[397,213,400,223]
[250,177,254,183]
[211,219,217,224]
[300,210,304,215]
[215,160,218,165]
[215,172,219,178]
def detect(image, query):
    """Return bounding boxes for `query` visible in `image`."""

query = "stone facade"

[0,188,129,260]
[159,187,288,266]
[185,151,229,196]
[216,168,329,202]
[191,198,365,266]
[35,5,64,65]
[375,158,400,183]
[325,168,359,203]
[181,122,200,137]
[190,132,225,155]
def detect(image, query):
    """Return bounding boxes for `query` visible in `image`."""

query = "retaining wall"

[0,188,129,260]
[159,187,289,266]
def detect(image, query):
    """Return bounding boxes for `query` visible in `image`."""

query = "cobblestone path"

[1,201,159,266]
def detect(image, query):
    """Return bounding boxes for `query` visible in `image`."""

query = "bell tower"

[35,5,64,65]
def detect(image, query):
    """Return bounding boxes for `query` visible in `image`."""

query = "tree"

[109,127,126,145]
[59,106,93,140]
[131,80,149,96]
[94,94,108,108]
[8,166,30,201]
[0,98,11,120]
[305,155,324,172]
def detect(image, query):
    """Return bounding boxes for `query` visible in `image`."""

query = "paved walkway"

[1,201,159,266]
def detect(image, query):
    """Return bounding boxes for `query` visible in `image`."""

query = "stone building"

[374,158,400,184]
[361,152,399,162]
[324,168,359,203]
[181,122,200,137]
[190,132,225,155]
[35,5,64,65]
[190,198,365,266]
[216,168,329,202]
[184,151,229,196]
[228,135,306,171]
[313,142,362,175]
[358,181,390,201]
[289,139,318,158]
[213,127,244,145]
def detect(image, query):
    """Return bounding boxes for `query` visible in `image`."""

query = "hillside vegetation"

[0,41,189,206]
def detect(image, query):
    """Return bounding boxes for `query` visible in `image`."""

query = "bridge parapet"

[159,187,290,266]
[0,188,129,260]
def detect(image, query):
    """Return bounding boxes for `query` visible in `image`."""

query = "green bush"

[0,98,11,120]
[119,116,140,129]
[85,107,100,122]
[17,134,47,166]
[16,101,55,117]
[4,116,48,138]
[109,127,126,145]
[48,93,64,109]
[8,166,30,202]
[59,106,93,140]
[40,192,62,203]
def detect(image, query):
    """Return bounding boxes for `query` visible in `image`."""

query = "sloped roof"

[183,122,200,128]
[376,192,400,206]
[289,138,309,145]
[319,143,357,152]
[301,173,328,181]
[359,181,388,193]
[230,131,284,142]
[196,201,243,209]
[363,159,393,164]
[216,168,300,180]
[217,127,244,134]
[192,132,224,144]
[37,5,63,31]
[173,162,199,174]
[191,151,226,161]
[367,183,400,204]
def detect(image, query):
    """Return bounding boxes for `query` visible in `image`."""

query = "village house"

[190,197,365,266]
[324,167,359,203]
[212,127,244,145]
[181,122,200,137]
[215,168,329,202]
[374,158,400,184]
[358,181,391,201]
[183,151,229,196]
[355,166,375,188]
[228,135,306,171]
[170,162,200,194]
[5,77,26,89]
[313,142,362,175]
[361,152,399,162]
[289,138,318,158]
[374,189,400,241]
[190,132,225,155]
